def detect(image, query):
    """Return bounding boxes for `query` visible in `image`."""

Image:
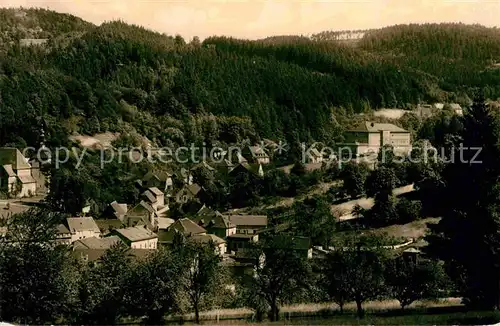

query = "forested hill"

[1,8,500,149]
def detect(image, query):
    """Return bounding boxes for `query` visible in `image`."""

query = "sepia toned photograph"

[0,0,500,324]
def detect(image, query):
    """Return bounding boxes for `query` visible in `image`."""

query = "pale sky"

[2,0,500,40]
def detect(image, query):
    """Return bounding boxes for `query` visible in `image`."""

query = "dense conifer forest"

[1,8,500,148]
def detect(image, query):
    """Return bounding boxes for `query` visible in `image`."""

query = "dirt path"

[332,184,415,221]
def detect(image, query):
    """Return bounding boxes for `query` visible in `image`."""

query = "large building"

[340,122,412,157]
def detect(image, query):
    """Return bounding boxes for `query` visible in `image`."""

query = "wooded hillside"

[1,8,500,148]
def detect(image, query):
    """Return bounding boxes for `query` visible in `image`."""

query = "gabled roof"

[169,218,206,236]
[229,215,268,227]
[67,217,100,233]
[127,201,154,217]
[113,225,157,242]
[450,103,462,110]
[229,163,263,177]
[194,211,235,229]
[350,122,408,133]
[0,148,31,170]
[73,236,121,249]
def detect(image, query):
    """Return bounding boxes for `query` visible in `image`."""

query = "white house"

[67,217,101,243]
[111,225,158,249]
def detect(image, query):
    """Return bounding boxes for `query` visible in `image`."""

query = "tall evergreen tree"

[426,96,500,309]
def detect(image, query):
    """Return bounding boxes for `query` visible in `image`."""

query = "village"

[0,111,437,263]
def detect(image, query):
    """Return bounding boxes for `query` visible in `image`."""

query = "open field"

[332,184,415,221]
[158,298,500,325]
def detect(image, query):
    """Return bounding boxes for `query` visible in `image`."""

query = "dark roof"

[229,215,268,227]
[142,190,157,203]
[229,163,263,176]
[186,184,201,196]
[73,236,121,249]
[170,218,206,235]
[95,219,124,233]
[193,211,235,229]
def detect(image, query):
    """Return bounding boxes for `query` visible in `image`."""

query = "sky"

[2,0,500,40]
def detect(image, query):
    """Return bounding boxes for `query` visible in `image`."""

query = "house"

[140,171,173,193]
[402,247,421,265]
[339,122,412,157]
[190,233,227,255]
[175,183,202,204]
[449,103,463,116]
[66,217,101,243]
[229,163,264,178]
[141,187,169,215]
[55,224,72,245]
[192,211,237,239]
[242,146,270,164]
[270,235,313,259]
[110,225,158,249]
[73,236,121,250]
[158,218,207,246]
[123,201,155,228]
[434,103,444,110]
[229,215,268,234]
[227,233,259,252]
[0,148,37,198]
